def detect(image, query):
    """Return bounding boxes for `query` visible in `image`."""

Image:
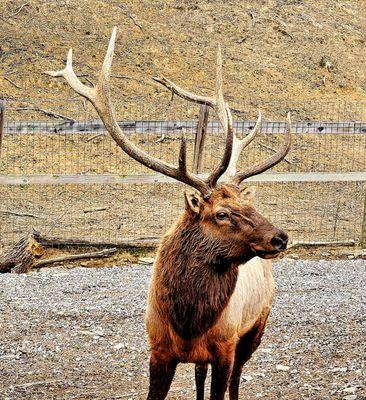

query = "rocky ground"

[0,259,365,399]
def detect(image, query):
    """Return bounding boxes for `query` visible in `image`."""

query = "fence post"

[0,100,4,158]
[361,189,366,248]
[193,104,209,174]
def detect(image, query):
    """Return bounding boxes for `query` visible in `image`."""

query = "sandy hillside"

[0,0,366,120]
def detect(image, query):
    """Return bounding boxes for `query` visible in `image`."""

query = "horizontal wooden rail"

[4,120,366,135]
[0,172,365,185]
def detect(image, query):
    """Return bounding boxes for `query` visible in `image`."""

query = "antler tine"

[154,44,234,190]
[231,112,292,185]
[151,76,216,109]
[100,26,116,82]
[45,27,212,198]
[206,44,233,188]
[226,111,262,179]
[45,48,95,101]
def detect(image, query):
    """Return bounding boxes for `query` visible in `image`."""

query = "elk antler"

[225,111,262,179]
[45,27,225,198]
[152,44,234,189]
[229,113,292,186]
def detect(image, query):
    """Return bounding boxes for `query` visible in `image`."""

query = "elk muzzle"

[250,228,289,259]
[270,231,288,251]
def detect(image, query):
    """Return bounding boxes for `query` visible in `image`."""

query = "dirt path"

[0,259,365,399]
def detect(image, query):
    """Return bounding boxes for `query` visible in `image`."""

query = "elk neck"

[154,215,247,341]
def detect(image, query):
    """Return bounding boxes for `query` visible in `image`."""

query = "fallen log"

[0,233,45,273]
[34,231,159,250]
[35,248,118,268]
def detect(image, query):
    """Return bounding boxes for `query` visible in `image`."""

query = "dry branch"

[249,11,256,28]
[35,248,118,268]
[35,232,159,250]
[0,100,4,158]
[2,76,22,89]
[118,5,143,31]
[0,210,41,218]
[85,132,105,142]
[287,240,356,249]
[0,233,45,273]
[0,2,29,19]
[83,207,108,214]
[14,107,75,122]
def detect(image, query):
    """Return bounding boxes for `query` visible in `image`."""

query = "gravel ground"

[0,260,365,400]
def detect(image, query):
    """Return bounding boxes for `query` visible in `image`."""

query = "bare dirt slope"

[1,0,366,120]
[0,259,365,399]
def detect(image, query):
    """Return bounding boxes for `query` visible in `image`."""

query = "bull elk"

[46,27,291,400]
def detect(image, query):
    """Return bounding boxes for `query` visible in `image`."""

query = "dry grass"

[1,0,366,120]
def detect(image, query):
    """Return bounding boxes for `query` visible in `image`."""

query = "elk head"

[45,27,291,261]
[183,183,288,265]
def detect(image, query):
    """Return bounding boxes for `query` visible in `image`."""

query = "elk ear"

[184,190,202,215]
[241,186,256,204]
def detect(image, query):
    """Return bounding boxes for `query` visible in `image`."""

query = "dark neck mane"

[156,218,240,340]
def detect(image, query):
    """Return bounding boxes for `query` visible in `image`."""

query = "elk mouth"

[254,249,281,259]
[250,244,283,259]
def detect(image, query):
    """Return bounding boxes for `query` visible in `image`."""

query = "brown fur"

[146,184,288,399]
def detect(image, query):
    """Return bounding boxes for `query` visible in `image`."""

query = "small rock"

[261,348,272,353]
[343,395,357,400]
[242,375,253,381]
[343,387,357,394]
[78,330,94,336]
[331,367,348,372]
[276,364,290,371]
[114,343,126,351]
[138,257,155,265]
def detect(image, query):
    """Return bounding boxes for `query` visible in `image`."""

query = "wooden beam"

[193,104,209,173]
[3,120,366,135]
[0,172,365,185]
[0,100,4,158]
[36,233,159,249]
[361,190,366,248]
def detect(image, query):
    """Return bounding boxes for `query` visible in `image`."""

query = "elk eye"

[216,211,229,220]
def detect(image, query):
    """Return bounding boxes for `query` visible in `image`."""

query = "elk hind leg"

[195,363,208,400]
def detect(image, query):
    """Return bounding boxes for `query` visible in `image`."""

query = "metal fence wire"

[0,98,365,249]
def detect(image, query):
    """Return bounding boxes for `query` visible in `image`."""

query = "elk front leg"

[195,363,208,400]
[210,357,234,400]
[147,353,177,400]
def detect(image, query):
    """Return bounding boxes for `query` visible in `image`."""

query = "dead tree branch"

[14,107,75,122]
[0,100,4,158]
[83,207,108,214]
[287,240,356,249]
[0,233,45,273]
[85,132,105,142]
[35,248,118,268]
[35,231,159,250]
[0,210,41,218]
[2,76,22,89]
[249,11,256,28]
[0,2,29,19]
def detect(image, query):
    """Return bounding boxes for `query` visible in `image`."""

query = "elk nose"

[270,232,288,251]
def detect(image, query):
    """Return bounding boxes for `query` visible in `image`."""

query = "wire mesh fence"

[0,98,365,250]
